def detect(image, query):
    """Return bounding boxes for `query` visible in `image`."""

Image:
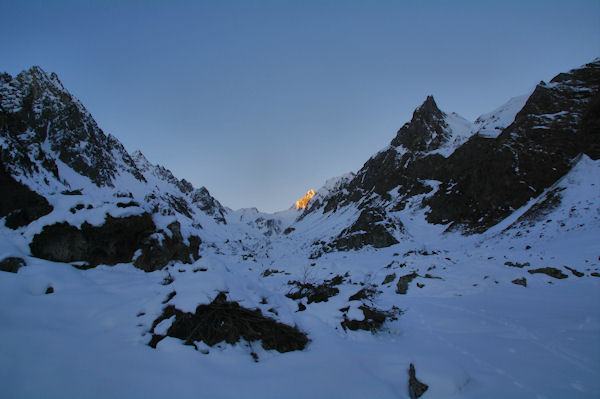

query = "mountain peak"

[17,66,65,93]
[412,95,445,122]
[295,189,316,209]
[390,95,448,151]
[132,150,152,172]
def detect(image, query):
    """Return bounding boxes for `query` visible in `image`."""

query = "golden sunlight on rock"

[295,189,316,209]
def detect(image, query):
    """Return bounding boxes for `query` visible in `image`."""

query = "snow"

[428,112,475,157]
[473,92,532,138]
[1,156,599,398]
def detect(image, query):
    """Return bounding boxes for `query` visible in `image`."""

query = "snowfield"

[1,157,598,399]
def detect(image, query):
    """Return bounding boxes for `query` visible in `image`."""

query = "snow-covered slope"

[1,60,600,399]
[1,155,598,398]
[1,66,232,272]
[473,92,531,138]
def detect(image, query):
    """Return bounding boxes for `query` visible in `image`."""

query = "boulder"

[0,257,26,273]
[30,213,155,267]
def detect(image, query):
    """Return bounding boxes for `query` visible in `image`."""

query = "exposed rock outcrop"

[30,213,156,267]
[133,221,201,272]
[148,292,309,354]
[332,208,400,251]
[0,257,26,273]
[528,267,568,279]
[396,272,419,294]
[29,214,200,271]
[190,186,227,224]
[0,161,52,229]
[408,363,429,399]
[391,95,449,152]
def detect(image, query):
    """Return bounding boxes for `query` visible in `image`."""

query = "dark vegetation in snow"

[149,292,309,354]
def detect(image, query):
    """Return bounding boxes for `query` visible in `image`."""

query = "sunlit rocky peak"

[295,189,316,209]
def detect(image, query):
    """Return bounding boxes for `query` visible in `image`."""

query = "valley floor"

[1,220,599,399]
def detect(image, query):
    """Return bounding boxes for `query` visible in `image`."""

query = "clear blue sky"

[2,1,598,212]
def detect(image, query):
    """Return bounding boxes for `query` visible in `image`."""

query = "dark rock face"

[425,60,600,231]
[164,194,194,219]
[408,363,429,399]
[391,96,449,152]
[190,186,227,224]
[30,214,200,271]
[0,162,52,229]
[333,208,399,251]
[0,67,145,187]
[133,221,201,272]
[0,257,26,273]
[301,59,600,236]
[148,293,309,354]
[30,213,156,267]
[251,216,282,237]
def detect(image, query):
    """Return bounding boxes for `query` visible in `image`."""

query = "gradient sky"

[2,1,599,212]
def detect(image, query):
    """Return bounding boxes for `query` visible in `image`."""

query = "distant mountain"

[0,66,227,271]
[2,60,599,399]
[296,59,600,257]
[1,59,599,263]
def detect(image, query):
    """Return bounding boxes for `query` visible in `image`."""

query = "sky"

[1,1,599,212]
